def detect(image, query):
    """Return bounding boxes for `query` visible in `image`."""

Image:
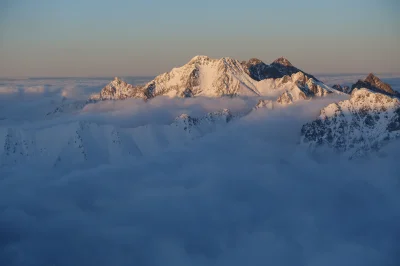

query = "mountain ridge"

[351,73,398,96]
[88,55,336,105]
[301,88,400,158]
[0,108,236,168]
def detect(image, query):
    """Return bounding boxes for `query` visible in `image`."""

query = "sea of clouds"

[0,75,400,266]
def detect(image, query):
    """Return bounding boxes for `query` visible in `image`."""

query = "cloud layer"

[0,76,400,266]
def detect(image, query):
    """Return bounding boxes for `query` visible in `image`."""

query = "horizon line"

[2,72,400,80]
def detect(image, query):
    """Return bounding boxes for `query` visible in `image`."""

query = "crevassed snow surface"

[0,76,400,266]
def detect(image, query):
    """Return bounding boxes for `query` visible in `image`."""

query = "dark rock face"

[387,108,400,132]
[332,84,352,94]
[242,57,320,82]
[181,88,194,98]
[242,58,283,80]
[273,57,293,67]
[351,73,398,96]
[270,57,320,82]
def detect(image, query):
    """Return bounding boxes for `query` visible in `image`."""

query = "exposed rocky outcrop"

[351,73,398,96]
[332,84,353,94]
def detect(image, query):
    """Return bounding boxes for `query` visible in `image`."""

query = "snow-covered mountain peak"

[80,55,336,106]
[350,88,399,109]
[324,88,400,117]
[135,55,260,98]
[272,57,293,67]
[99,77,132,99]
[89,77,146,101]
[301,88,400,158]
[275,72,336,105]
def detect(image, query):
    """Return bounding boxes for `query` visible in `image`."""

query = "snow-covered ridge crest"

[275,72,337,105]
[301,88,400,159]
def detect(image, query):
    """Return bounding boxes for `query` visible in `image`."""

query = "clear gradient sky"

[0,0,399,77]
